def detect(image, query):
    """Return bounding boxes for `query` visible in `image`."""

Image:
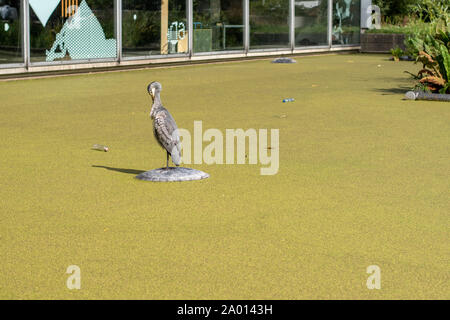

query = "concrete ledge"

[361,33,406,53]
[0,46,360,80]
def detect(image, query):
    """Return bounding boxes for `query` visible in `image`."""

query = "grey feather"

[148,82,182,166]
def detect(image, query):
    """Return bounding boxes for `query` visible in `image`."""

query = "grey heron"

[147,82,181,169]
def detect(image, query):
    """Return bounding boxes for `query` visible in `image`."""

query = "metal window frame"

[188,0,193,57]
[328,0,333,47]
[244,0,249,54]
[121,53,190,61]
[248,47,292,53]
[22,0,27,67]
[29,58,119,67]
[24,0,30,68]
[289,0,294,52]
[294,45,332,51]
[192,49,246,57]
[116,0,122,62]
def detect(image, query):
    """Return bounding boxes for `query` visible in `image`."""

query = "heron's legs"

[166,151,169,169]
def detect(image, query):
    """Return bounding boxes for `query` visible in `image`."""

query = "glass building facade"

[0,0,22,64]
[30,0,116,62]
[122,0,187,56]
[250,0,290,49]
[193,0,244,52]
[295,0,328,47]
[0,0,361,72]
[332,0,361,45]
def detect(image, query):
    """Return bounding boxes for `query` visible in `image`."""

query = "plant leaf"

[418,51,436,65]
[439,44,450,81]
[418,69,435,77]
[419,76,446,87]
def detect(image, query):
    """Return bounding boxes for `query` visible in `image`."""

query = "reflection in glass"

[122,0,187,57]
[0,0,22,64]
[249,0,289,49]
[295,0,328,47]
[193,0,244,53]
[332,0,360,45]
[29,0,116,62]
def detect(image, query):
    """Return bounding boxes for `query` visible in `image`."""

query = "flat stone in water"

[136,167,209,182]
[272,57,296,64]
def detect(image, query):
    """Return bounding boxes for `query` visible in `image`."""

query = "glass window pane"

[193,0,244,53]
[123,0,187,57]
[0,0,22,65]
[250,0,289,50]
[29,0,116,63]
[332,0,360,45]
[295,0,328,47]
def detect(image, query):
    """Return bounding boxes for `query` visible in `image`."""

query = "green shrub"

[409,0,449,24]
[390,47,405,61]
[365,22,430,34]
[405,0,450,93]
[372,0,418,18]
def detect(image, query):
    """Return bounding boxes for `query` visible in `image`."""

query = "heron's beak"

[151,88,156,98]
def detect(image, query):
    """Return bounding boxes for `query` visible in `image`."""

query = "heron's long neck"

[150,92,162,119]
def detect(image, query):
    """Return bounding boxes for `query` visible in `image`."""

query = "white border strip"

[0,46,360,76]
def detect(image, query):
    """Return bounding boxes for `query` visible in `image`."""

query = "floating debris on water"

[92,144,109,152]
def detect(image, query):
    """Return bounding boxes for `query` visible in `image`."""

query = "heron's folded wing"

[154,113,175,150]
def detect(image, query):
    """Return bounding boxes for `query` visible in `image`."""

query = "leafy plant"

[403,0,450,93]
[409,36,450,93]
[365,20,431,34]
[372,0,419,18]
[416,51,444,91]
[408,0,449,24]
[390,46,404,61]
